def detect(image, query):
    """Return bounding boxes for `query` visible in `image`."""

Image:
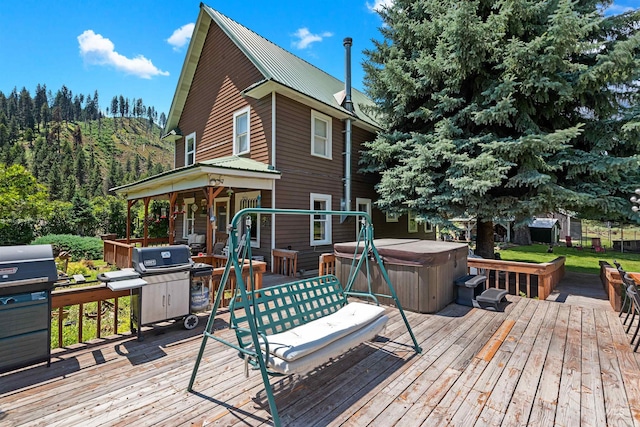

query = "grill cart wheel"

[184,314,199,330]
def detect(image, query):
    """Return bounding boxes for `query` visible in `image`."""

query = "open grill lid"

[0,245,58,295]
[131,245,194,274]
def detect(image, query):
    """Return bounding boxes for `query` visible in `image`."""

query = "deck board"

[1,294,639,427]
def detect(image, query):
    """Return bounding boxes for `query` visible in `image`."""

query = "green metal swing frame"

[188,208,421,426]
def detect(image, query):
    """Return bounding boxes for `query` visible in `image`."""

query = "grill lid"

[132,245,193,273]
[0,244,57,295]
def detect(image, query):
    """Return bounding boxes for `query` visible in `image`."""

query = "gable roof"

[164,3,380,138]
[528,218,559,229]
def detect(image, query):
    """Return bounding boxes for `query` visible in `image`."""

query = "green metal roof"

[164,4,380,136]
[200,155,279,173]
[110,156,280,199]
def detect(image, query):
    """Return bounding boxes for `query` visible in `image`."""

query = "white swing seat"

[258,302,388,375]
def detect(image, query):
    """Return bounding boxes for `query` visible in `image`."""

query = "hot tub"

[334,239,468,313]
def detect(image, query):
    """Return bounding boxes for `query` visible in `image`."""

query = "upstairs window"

[185,132,196,166]
[233,107,250,155]
[311,110,332,159]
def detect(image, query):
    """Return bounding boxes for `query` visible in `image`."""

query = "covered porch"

[110,156,280,257]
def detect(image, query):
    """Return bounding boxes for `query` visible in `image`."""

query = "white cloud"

[604,3,634,15]
[77,30,169,79]
[366,0,394,13]
[292,28,333,50]
[167,23,195,50]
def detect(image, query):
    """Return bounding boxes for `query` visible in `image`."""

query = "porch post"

[126,199,137,244]
[204,186,224,254]
[169,192,178,245]
[143,197,150,247]
[207,187,214,255]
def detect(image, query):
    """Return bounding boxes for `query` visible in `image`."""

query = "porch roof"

[110,156,280,200]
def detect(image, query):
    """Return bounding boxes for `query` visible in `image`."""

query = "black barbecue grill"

[99,245,212,340]
[0,245,58,373]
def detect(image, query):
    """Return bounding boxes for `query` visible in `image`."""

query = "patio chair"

[622,273,639,333]
[591,237,606,253]
[629,284,640,352]
[616,263,631,319]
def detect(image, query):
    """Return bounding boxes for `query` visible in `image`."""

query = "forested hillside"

[0,84,175,245]
[0,84,173,199]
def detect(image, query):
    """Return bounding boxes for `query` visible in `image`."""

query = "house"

[112,3,434,272]
[528,218,561,244]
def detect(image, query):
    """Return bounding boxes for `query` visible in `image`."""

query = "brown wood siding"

[273,95,435,271]
[176,22,271,167]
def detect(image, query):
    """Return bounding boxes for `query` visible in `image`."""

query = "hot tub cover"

[334,239,469,267]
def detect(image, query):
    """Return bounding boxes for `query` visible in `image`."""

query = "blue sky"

[0,0,393,120]
[0,0,637,121]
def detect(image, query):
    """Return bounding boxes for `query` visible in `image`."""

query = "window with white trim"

[235,191,261,247]
[355,198,372,237]
[310,193,332,246]
[311,110,332,159]
[184,132,196,166]
[233,107,250,155]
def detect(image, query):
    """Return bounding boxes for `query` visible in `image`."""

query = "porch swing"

[188,208,422,426]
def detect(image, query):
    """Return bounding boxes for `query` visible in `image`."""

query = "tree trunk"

[512,222,532,246]
[475,219,495,259]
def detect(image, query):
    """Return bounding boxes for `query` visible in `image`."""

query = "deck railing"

[51,284,130,348]
[319,253,564,300]
[51,254,267,349]
[467,256,565,300]
[599,261,623,311]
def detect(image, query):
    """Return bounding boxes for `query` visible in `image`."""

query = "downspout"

[271,91,277,267]
[343,37,353,216]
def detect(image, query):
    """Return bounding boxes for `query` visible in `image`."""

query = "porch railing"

[103,240,134,269]
[103,238,172,269]
[318,253,564,300]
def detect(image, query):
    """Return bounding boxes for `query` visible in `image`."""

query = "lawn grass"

[497,244,640,275]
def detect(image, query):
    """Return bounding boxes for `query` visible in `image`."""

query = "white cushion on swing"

[264,314,389,375]
[261,302,386,362]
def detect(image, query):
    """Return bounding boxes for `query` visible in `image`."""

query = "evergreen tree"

[70,193,96,236]
[74,147,86,186]
[34,84,47,131]
[47,162,62,200]
[119,95,125,118]
[362,0,640,258]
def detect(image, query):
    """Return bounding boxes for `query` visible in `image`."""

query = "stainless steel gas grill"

[131,245,194,340]
[0,245,58,373]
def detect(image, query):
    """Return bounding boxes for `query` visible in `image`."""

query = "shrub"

[67,263,91,277]
[33,234,103,261]
[0,219,35,245]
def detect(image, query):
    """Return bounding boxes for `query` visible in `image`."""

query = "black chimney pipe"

[343,37,353,113]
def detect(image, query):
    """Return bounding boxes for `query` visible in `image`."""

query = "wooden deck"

[1,295,640,426]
